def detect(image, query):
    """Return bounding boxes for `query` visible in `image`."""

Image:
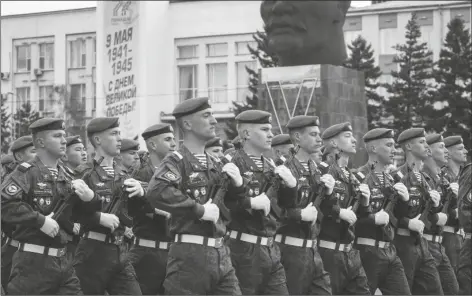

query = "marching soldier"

[391,128,443,294]
[319,122,371,295]
[127,123,176,295]
[1,118,97,294]
[271,134,293,160]
[1,154,15,181]
[205,137,224,158]
[73,117,143,295]
[280,115,333,295]
[225,110,296,295]
[146,98,244,295]
[457,162,471,295]
[422,134,459,294]
[442,135,468,272]
[1,135,36,290]
[311,146,323,165]
[356,128,411,294]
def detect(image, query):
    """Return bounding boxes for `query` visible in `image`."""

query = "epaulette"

[75,163,92,174]
[17,162,32,172]
[168,151,183,162]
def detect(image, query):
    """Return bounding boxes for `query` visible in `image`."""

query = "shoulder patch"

[18,162,32,172]
[2,180,22,197]
[164,171,178,181]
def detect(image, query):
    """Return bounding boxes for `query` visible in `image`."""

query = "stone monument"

[259,0,368,166]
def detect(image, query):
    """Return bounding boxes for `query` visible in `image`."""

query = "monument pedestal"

[258,64,368,166]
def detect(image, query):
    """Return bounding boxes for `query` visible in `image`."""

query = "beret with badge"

[397,128,426,145]
[271,134,292,147]
[172,97,211,118]
[205,137,223,149]
[426,133,444,146]
[10,135,34,153]
[321,122,352,140]
[444,136,463,148]
[235,110,272,124]
[121,139,140,152]
[29,118,65,134]
[363,128,394,143]
[66,135,83,147]
[142,123,173,141]
[87,117,120,135]
[286,115,320,131]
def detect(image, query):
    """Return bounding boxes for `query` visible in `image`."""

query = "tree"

[13,101,42,138]
[224,27,279,140]
[429,17,471,154]
[382,12,434,136]
[1,95,11,153]
[344,35,384,129]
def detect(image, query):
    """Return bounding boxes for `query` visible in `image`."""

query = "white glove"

[72,179,94,202]
[40,212,59,238]
[339,206,357,225]
[124,227,134,239]
[436,212,448,226]
[222,163,243,187]
[359,184,370,200]
[408,214,425,234]
[301,202,318,222]
[274,165,297,188]
[394,183,409,201]
[429,190,441,207]
[449,182,459,196]
[201,199,219,224]
[99,213,120,232]
[374,210,389,226]
[124,178,144,198]
[250,193,270,216]
[320,174,335,195]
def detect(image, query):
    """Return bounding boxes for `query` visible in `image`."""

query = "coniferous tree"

[428,17,471,154]
[224,27,279,140]
[13,101,42,138]
[1,95,11,154]
[382,13,434,136]
[344,35,384,129]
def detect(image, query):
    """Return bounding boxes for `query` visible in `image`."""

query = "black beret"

[29,118,65,134]
[205,137,223,149]
[322,122,352,140]
[235,110,272,124]
[87,117,120,135]
[11,136,33,152]
[1,154,15,165]
[172,97,211,118]
[121,139,140,152]
[286,116,320,130]
[426,133,444,146]
[397,128,425,144]
[272,134,292,147]
[444,136,463,148]
[142,123,173,140]
[66,136,83,147]
[363,128,394,143]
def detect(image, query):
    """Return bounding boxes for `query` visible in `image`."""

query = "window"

[419,25,433,50]
[39,86,53,111]
[235,41,257,55]
[178,65,198,102]
[207,43,228,57]
[93,83,97,110]
[70,84,86,110]
[379,28,397,55]
[93,38,97,66]
[236,61,257,102]
[39,43,54,70]
[178,45,198,59]
[70,39,86,68]
[16,45,31,72]
[344,31,361,50]
[16,87,30,108]
[377,74,394,99]
[207,63,227,103]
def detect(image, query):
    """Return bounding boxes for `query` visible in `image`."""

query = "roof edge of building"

[1,6,96,19]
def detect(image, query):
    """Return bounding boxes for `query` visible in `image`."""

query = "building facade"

[1,1,470,148]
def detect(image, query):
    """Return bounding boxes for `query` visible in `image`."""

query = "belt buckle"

[215,238,223,248]
[343,244,351,252]
[58,248,66,257]
[267,237,274,246]
[114,236,123,245]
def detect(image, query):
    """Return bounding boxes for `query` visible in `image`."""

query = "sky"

[1,1,373,16]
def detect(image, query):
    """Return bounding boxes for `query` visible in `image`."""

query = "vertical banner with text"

[102,1,140,139]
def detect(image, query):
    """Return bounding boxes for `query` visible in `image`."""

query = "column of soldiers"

[1,96,471,295]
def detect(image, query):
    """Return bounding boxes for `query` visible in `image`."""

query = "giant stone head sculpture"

[261,1,351,66]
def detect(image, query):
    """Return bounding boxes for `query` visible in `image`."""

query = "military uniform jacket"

[132,161,171,242]
[280,157,323,239]
[318,162,371,244]
[356,164,409,242]
[393,164,441,232]
[458,163,471,233]
[146,145,245,238]
[444,168,460,229]
[1,161,17,239]
[225,148,297,237]
[75,161,140,237]
[1,156,97,248]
